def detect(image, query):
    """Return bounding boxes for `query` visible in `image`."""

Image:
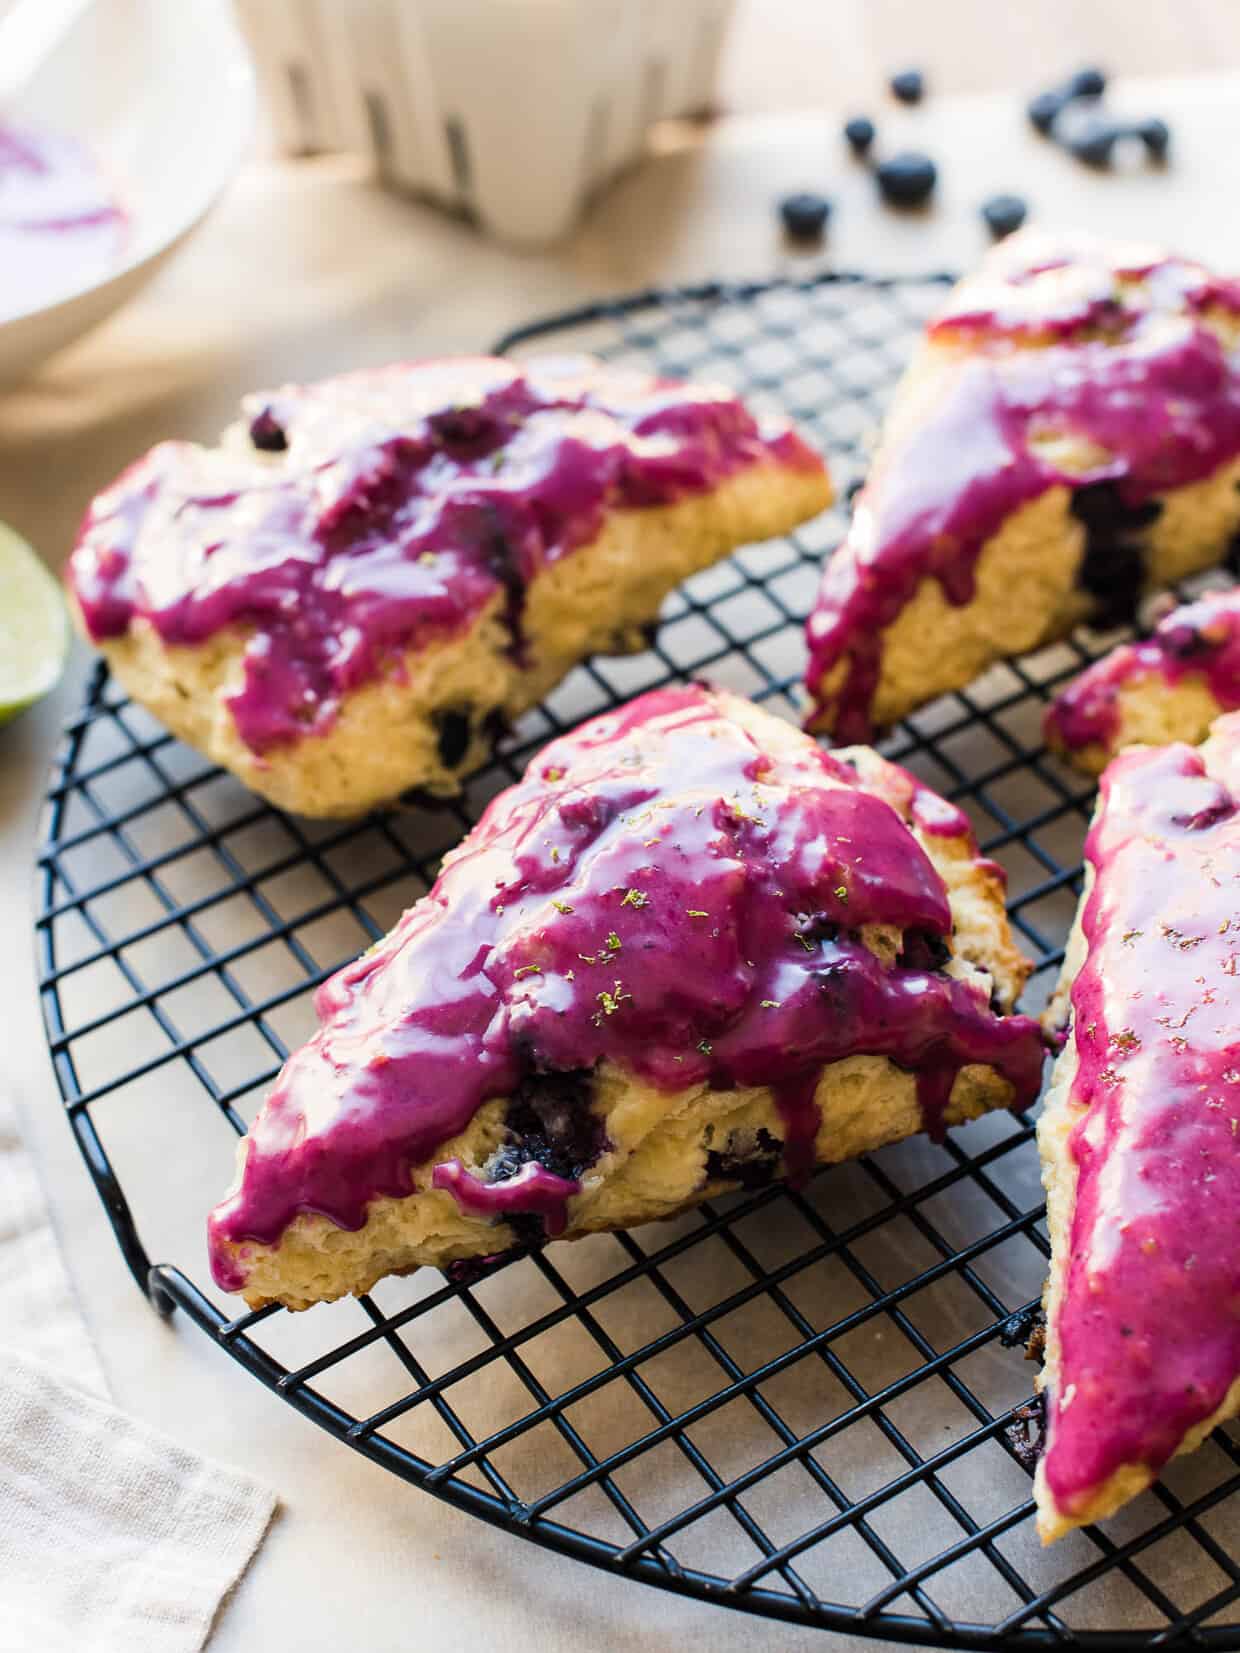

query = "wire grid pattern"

[34,272,1240,1649]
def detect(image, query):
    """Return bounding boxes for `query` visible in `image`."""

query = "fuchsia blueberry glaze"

[68,356,822,753]
[0,123,126,321]
[1046,587,1240,755]
[208,685,1045,1285]
[804,236,1240,741]
[1043,732,1240,1515]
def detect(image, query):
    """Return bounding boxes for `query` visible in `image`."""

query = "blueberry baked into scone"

[1035,714,1240,1542]
[1045,586,1240,773]
[208,683,1046,1311]
[66,356,829,817]
[804,230,1240,742]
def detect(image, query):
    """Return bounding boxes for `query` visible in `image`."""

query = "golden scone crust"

[1035,715,1240,1541]
[805,232,1240,739]
[210,691,1038,1312]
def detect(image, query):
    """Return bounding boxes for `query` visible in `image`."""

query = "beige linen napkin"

[0,1088,277,1653]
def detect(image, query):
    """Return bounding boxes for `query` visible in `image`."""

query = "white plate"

[0,0,255,384]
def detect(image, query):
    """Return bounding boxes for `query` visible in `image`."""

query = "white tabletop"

[6,78,1240,1652]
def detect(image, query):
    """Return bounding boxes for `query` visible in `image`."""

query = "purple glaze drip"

[1046,587,1240,754]
[68,356,823,754]
[207,685,1045,1288]
[0,123,127,322]
[805,236,1240,741]
[1043,735,1240,1515]
[431,1159,578,1236]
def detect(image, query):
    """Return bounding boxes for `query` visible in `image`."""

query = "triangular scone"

[209,684,1045,1311]
[66,356,829,817]
[1036,714,1240,1542]
[804,231,1240,742]
[1046,585,1240,773]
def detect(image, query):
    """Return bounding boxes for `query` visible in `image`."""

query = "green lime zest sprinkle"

[794,933,816,953]
[834,885,848,901]
[686,909,709,918]
[605,931,622,953]
[594,981,631,1020]
[513,964,542,979]
[697,1039,713,1055]
[760,1000,781,1009]
[621,887,649,908]
[551,899,574,915]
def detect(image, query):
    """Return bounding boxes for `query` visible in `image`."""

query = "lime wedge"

[0,520,68,725]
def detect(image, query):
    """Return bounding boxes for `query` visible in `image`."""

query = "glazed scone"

[1045,585,1240,773]
[804,231,1240,742]
[67,356,829,817]
[208,683,1045,1312]
[1035,715,1240,1542]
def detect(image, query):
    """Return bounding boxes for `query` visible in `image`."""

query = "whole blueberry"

[982,193,1028,239]
[1058,108,1119,167]
[1068,66,1107,99]
[1027,89,1064,134]
[779,191,831,239]
[844,115,876,155]
[876,150,937,208]
[1139,116,1170,158]
[890,68,925,104]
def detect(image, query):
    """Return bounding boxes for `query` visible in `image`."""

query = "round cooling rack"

[35,272,1240,1649]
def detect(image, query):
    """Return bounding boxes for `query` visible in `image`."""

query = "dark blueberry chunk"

[505,1213,550,1252]
[705,1127,782,1190]
[445,1250,515,1285]
[428,405,495,448]
[1225,529,1240,575]
[844,476,865,508]
[843,115,876,155]
[897,928,952,972]
[889,68,924,104]
[248,408,287,452]
[981,193,1028,240]
[1138,115,1170,159]
[432,707,473,769]
[1068,66,1107,99]
[1069,482,1162,535]
[998,1303,1046,1350]
[876,151,937,208]
[506,1067,605,1182]
[779,191,831,240]
[1027,89,1065,135]
[1077,535,1145,626]
[1005,1397,1047,1472]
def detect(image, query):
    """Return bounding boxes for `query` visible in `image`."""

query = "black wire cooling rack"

[35,272,1240,1650]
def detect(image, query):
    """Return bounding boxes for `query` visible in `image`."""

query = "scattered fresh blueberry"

[1138,115,1170,158]
[779,191,831,239]
[844,115,876,155]
[982,193,1028,239]
[1067,66,1107,98]
[890,68,924,104]
[1028,67,1108,136]
[1058,108,1119,168]
[1027,89,1063,135]
[876,150,936,208]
